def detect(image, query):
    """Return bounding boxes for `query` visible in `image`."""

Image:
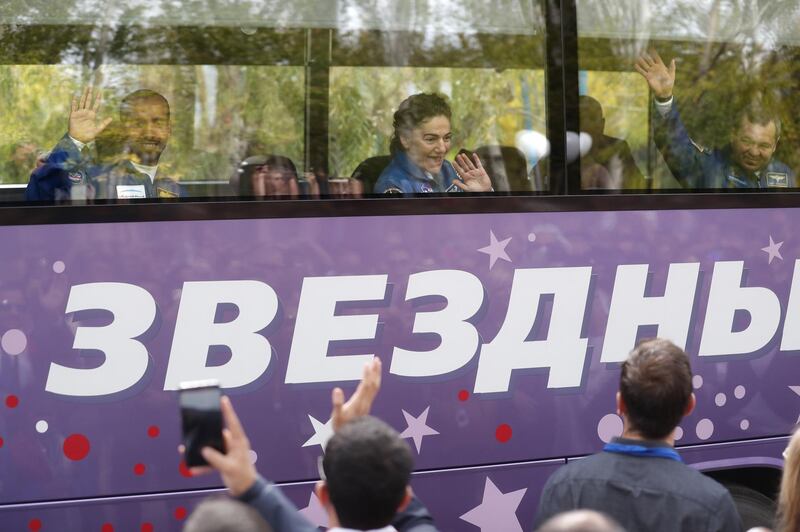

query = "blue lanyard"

[603,442,683,462]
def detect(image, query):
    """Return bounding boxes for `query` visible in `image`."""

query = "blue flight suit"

[374,151,462,194]
[25,134,181,200]
[653,103,795,189]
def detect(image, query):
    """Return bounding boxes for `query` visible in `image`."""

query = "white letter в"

[164,281,278,390]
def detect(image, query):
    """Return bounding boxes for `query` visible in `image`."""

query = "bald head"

[537,510,626,532]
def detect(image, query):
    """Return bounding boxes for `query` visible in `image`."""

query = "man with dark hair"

[533,338,742,532]
[635,50,795,189]
[190,358,437,532]
[25,86,180,200]
[578,95,645,190]
[322,416,413,529]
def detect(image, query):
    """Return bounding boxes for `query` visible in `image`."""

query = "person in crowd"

[635,50,795,189]
[578,95,645,190]
[536,509,626,532]
[183,497,272,532]
[776,427,800,532]
[533,338,742,532]
[1,140,40,183]
[475,145,532,192]
[26,86,180,200]
[374,93,492,194]
[186,358,438,532]
[237,155,301,197]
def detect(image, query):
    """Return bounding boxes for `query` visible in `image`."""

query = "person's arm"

[237,475,319,532]
[194,396,319,531]
[635,50,707,188]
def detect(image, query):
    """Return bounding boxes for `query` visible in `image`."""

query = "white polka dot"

[696,418,714,440]
[734,385,746,399]
[597,413,623,443]
[36,420,48,433]
[248,450,258,464]
[52,261,65,274]
[715,393,727,407]
[740,419,750,431]
[528,233,537,242]
[692,375,703,389]
[674,426,684,441]
[1,329,27,355]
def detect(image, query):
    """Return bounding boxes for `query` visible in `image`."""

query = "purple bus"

[1,1,798,531]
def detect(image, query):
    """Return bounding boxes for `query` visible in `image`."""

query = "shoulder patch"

[384,187,403,195]
[157,187,179,198]
[766,172,789,188]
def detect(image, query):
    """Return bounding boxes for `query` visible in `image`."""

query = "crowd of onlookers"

[175,339,799,532]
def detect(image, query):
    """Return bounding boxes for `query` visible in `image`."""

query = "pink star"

[399,406,439,453]
[478,230,512,269]
[761,236,783,264]
[460,477,527,531]
[299,491,329,528]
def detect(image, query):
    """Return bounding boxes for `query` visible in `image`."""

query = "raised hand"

[634,50,676,100]
[69,86,113,144]
[452,152,492,192]
[331,357,382,432]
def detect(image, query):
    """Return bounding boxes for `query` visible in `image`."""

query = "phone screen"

[179,382,223,467]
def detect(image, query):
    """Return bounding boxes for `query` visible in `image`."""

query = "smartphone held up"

[179,380,224,467]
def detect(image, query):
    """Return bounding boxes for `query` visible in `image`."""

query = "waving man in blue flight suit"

[635,50,795,189]
[26,87,181,201]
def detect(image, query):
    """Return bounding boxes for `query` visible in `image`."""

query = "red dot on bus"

[495,423,513,443]
[458,389,470,401]
[179,460,193,478]
[134,463,146,475]
[101,523,114,532]
[6,395,19,408]
[28,518,42,531]
[174,507,188,520]
[63,434,90,461]
[147,425,160,438]
[141,523,154,532]
[0,436,4,448]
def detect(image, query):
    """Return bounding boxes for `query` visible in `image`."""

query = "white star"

[761,236,784,264]
[460,477,528,532]
[399,406,439,453]
[478,230,512,269]
[302,415,334,451]
[790,386,800,424]
[299,491,329,528]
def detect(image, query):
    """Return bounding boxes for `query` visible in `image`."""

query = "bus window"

[576,0,800,192]
[0,0,547,202]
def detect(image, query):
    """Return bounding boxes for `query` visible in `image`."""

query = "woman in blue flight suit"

[374,93,492,194]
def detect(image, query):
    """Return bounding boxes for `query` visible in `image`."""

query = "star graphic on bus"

[791,386,800,423]
[761,236,784,264]
[299,491,329,528]
[302,414,333,451]
[478,230,512,269]
[459,477,528,532]
[399,406,439,453]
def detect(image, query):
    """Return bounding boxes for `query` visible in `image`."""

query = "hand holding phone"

[179,380,224,467]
